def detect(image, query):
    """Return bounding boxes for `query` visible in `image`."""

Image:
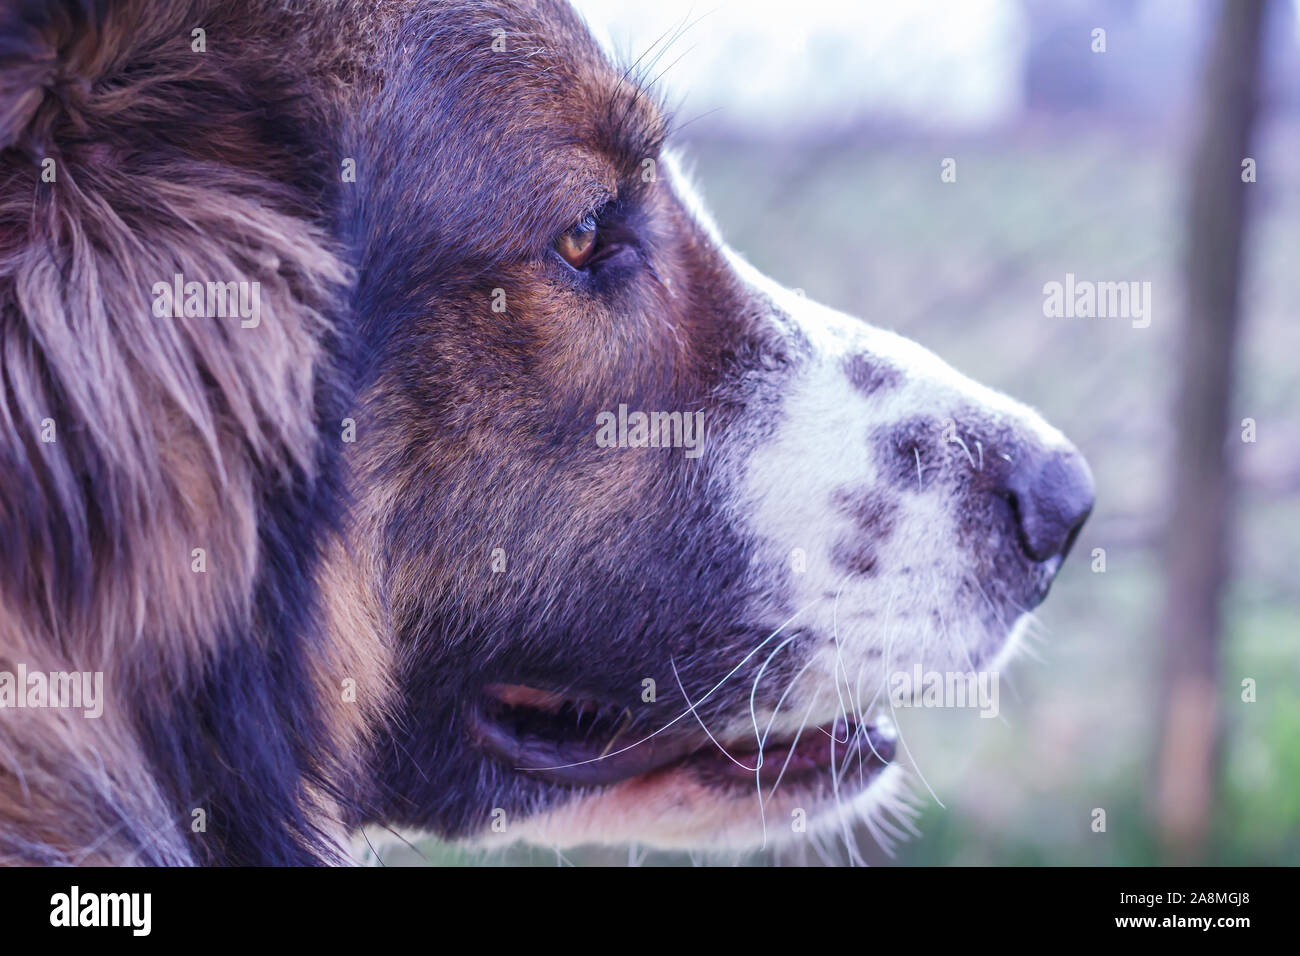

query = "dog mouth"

[470,683,897,791]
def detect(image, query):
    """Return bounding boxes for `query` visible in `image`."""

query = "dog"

[0,0,1093,865]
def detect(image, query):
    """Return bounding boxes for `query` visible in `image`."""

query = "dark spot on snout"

[832,541,879,577]
[870,416,943,491]
[833,487,898,531]
[830,487,898,577]
[843,354,901,397]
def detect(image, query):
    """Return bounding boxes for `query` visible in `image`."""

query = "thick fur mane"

[0,0,377,864]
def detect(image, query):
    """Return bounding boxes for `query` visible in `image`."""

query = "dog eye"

[554,214,598,269]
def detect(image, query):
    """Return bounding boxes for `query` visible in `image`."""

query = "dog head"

[344,0,1094,851]
[0,0,1092,863]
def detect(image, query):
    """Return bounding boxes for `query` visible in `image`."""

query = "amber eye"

[554,215,598,269]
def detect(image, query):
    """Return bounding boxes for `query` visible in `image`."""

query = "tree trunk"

[1155,0,1266,861]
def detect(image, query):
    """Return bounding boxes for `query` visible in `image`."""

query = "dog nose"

[999,446,1094,562]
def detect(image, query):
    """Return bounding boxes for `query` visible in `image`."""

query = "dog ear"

[0,1,108,152]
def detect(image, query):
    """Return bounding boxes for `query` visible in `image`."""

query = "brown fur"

[0,0,374,864]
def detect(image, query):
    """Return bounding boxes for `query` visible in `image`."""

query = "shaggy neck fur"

[0,0,392,865]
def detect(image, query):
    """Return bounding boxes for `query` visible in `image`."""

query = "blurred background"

[388,0,1300,866]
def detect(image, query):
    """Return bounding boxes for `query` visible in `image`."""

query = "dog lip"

[469,684,706,786]
[700,716,897,786]
[470,683,897,789]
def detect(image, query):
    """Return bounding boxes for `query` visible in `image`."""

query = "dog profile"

[0,0,1092,865]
